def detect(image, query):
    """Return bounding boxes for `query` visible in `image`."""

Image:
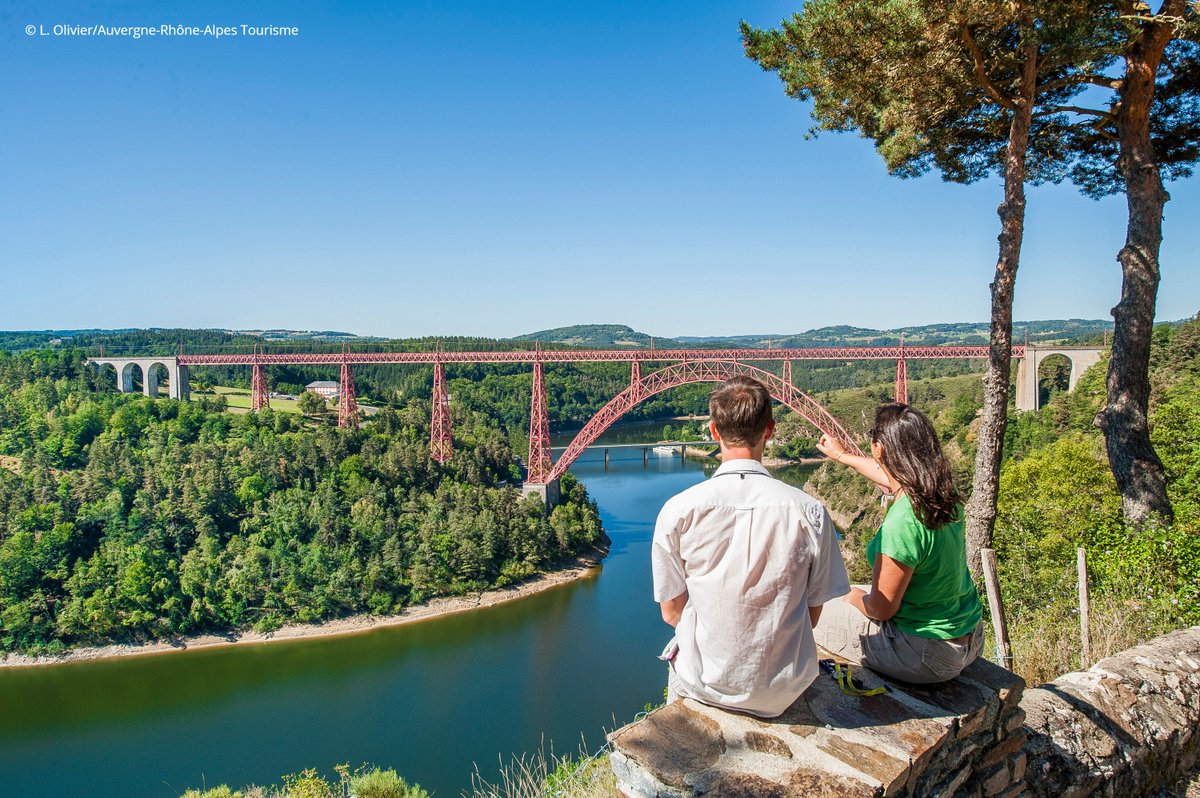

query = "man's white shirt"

[651,458,850,717]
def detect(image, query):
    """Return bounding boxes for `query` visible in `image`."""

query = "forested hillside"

[780,314,1200,683]
[518,319,1117,348]
[0,351,605,656]
[992,315,1200,681]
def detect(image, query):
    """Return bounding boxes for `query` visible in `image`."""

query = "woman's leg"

[813,593,879,664]
[815,595,983,684]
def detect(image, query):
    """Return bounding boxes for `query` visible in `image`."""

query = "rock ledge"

[609,655,1026,798]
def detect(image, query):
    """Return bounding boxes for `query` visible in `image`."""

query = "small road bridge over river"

[551,441,714,468]
[88,343,1102,493]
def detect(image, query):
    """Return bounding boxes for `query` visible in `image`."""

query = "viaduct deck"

[88,343,1104,490]
[171,345,1026,366]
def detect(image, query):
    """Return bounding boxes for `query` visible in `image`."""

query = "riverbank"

[679,445,826,471]
[0,549,607,669]
[762,454,825,469]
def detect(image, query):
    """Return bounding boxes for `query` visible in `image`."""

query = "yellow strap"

[834,662,886,697]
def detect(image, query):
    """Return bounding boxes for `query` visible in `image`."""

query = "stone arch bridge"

[89,357,191,400]
[1014,345,1105,412]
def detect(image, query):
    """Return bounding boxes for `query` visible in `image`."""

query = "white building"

[306,380,340,400]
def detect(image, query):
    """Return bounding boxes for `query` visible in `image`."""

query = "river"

[0,422,818,797]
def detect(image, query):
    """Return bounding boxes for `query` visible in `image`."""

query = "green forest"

[0,349,605,656]
[782,314,1200,682]
[991,316,1200,681]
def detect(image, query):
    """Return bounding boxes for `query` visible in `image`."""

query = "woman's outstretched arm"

[843,554,914,621]
[816,433,891,489]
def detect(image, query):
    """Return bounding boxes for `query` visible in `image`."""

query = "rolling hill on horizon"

[514,320,1117,349]
[0,319,1124,355]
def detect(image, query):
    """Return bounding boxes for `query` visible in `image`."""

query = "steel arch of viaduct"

[547,360,856,482]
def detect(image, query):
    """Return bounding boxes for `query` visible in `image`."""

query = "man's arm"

[652,500,689,626]
[660,591,688,628]
[805,505,852,622]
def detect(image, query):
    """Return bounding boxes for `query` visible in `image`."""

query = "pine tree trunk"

[1095,30,1175,525]
[964,50,1037,575]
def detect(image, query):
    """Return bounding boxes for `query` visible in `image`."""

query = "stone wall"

[608,627,1200,798]
[608,656,1027,797]
[1021,625,1200,798]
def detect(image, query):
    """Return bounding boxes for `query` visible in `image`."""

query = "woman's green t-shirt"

[865,494,982,639]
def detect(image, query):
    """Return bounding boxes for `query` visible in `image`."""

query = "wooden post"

[604,448,609,468]
[1077,547,1091,668]
[980,548,1013,671]
[643,447,648,466]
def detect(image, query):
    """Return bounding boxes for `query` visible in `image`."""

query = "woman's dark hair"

[870,403,963,530]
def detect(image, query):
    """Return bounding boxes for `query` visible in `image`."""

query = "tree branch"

[1127,0,1188,21]
[1034,105,1116,120]
[1037,73,1124,93]
[1088,74,1125,91]
[1118,13,1189,24]
[960,25,1017,111]
[1121,0,1190,51]
[1091,117,1120,143]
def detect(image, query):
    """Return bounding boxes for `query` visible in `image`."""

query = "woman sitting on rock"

[815,403,983,684]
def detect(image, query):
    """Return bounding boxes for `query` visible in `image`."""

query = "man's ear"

[762,419,776,444]
[709,420,721,441]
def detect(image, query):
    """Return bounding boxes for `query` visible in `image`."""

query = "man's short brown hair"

[709,376,773,447]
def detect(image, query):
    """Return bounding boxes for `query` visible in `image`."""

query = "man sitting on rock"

[652,375,850,717]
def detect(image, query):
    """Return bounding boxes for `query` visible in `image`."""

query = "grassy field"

[210,385,305,414]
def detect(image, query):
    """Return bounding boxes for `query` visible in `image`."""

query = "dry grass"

[993,587,1184,687]
[1153,761,1200,798]
[986,538,1190,687]
[466,745,615,798]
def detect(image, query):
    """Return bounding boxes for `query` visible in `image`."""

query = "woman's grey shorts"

[814,591,984,684]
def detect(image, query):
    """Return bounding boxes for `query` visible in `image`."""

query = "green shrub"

[280,769,336,798]
[350,766,429,798]
[995,433,1122,591]
[253,613,284,634]
[180,787,242,798]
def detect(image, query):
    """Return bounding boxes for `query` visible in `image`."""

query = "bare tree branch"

[1118,13,1188,24]
[960,25,1017,110]
[1089,75,1125,91]
[1144,1,1191,55]
[1113,0,1181,47]
[1093,121,1120,142]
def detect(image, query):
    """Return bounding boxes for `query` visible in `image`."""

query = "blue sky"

[2,1,1196,338]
